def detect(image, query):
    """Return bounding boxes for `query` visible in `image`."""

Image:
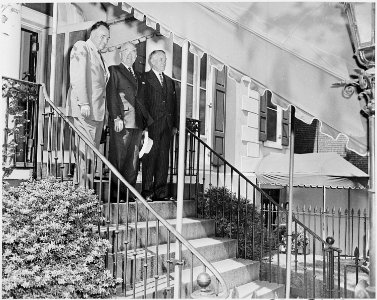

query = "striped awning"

[255,153,368,189]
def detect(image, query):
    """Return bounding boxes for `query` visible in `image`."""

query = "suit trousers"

[73,116,103,188]
[142,122,172,198]
[109,127,142,193]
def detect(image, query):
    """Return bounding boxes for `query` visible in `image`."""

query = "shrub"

[199,186,279,260]
[2,178,119,298]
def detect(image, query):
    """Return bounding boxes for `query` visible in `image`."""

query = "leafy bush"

[199,186,279,260]
[2,178,119,298]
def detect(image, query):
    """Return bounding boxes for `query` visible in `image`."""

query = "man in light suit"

[141,50,178,202]
[106,42,153,200]
[66,21,110,187]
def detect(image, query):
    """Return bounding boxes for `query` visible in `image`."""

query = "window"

[259,90,289,148]
[172,43,207,135]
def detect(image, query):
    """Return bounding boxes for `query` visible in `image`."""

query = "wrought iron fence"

[293,205,369,258]
[2,77,40,177]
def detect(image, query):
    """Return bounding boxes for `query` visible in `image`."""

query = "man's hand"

[114,117,124,132]
[80,105,90,118]
[172,127,178,136]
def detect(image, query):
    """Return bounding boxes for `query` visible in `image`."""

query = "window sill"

[263,140,283,150]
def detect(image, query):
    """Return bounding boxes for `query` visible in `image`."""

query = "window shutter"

[281,107,290,146]
[259,90,269,142]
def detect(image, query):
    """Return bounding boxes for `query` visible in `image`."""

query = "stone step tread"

[100,217,214,232]
[111,236,237,260]
[231,280,285,298]
[119,258,258,298]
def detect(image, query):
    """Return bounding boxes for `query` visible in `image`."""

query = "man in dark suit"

[106,42,152,199]
[141,50,178,202]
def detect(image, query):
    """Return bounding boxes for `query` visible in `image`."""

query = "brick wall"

[294,118,368,173]
[294,118,317,154]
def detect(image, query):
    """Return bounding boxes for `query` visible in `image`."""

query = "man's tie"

[159,73,164,86]
[128,67,137,80]
[98,51,106,70]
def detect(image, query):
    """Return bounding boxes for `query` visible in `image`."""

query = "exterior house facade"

[2,3,373,298]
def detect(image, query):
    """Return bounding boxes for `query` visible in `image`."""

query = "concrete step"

[230,280,285,298]
[106,236,237,281]
[3,169,33,187]
[117,258,260,298]
[101,218,216,250]
[102,200,197,223]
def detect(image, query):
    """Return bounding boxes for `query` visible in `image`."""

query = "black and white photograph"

[1,2,375,298]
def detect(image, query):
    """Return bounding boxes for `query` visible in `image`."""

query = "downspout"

[322,186,326,240]
[285,105,295,298]
[49,3,58,102]
[174,39,189,298]
[367,111,375,296]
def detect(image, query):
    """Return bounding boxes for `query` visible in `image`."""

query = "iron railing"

[293,205,369,258]
[185,128,346,298]
[2,77,40,177]
[35,82,229,298]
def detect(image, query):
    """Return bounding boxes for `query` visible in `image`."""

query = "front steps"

[117,258,260,299]
[103,196,285,298]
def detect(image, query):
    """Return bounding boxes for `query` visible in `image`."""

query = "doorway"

[261,188,281,229]
[20,28,39,82]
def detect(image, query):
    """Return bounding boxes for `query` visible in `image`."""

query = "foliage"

[199,186,279,260]
[2,178,119,298]
[2,77,39,177]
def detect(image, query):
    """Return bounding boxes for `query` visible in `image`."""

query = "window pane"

[187,52,194,85]
[267,108,277,141]
[186,84,193,118]
[200,53,207,89]
[172,43,194,84]
[215,69,225,87]
[172,43,181,80]
[173,81,193,118]
[199,89,206,135]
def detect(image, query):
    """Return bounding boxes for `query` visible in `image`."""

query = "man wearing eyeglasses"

[66,21,110,187]
[106,42,153,200]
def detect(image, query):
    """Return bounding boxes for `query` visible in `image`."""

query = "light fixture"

[344,2,375,68]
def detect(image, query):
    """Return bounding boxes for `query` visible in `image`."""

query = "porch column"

[49,3,58,102]
[1,3,21,174]
[1,3,22,77]
[285,105,295,299]
[174,39,189,299]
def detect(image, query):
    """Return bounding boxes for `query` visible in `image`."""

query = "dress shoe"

[145,195,154,202]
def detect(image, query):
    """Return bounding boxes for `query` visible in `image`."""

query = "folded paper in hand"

[139,131,153,158]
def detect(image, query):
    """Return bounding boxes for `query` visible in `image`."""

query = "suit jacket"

[66,39,108,121]
[106,64,153,130]
[141,70,177,132]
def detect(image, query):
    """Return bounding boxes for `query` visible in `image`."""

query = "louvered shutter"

[259,90,269,141]
[281,108,290,146]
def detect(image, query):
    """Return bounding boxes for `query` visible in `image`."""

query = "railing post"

[191,272,217,298]
[324,236,341,298]
[174,39,189,299]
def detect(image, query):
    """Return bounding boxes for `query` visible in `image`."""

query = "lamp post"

[343,2,375,297]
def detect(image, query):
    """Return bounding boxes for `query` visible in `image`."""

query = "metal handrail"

[187,128,335,247]
[40,84,229,298]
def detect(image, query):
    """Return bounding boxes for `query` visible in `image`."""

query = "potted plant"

[278,224,310,255]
